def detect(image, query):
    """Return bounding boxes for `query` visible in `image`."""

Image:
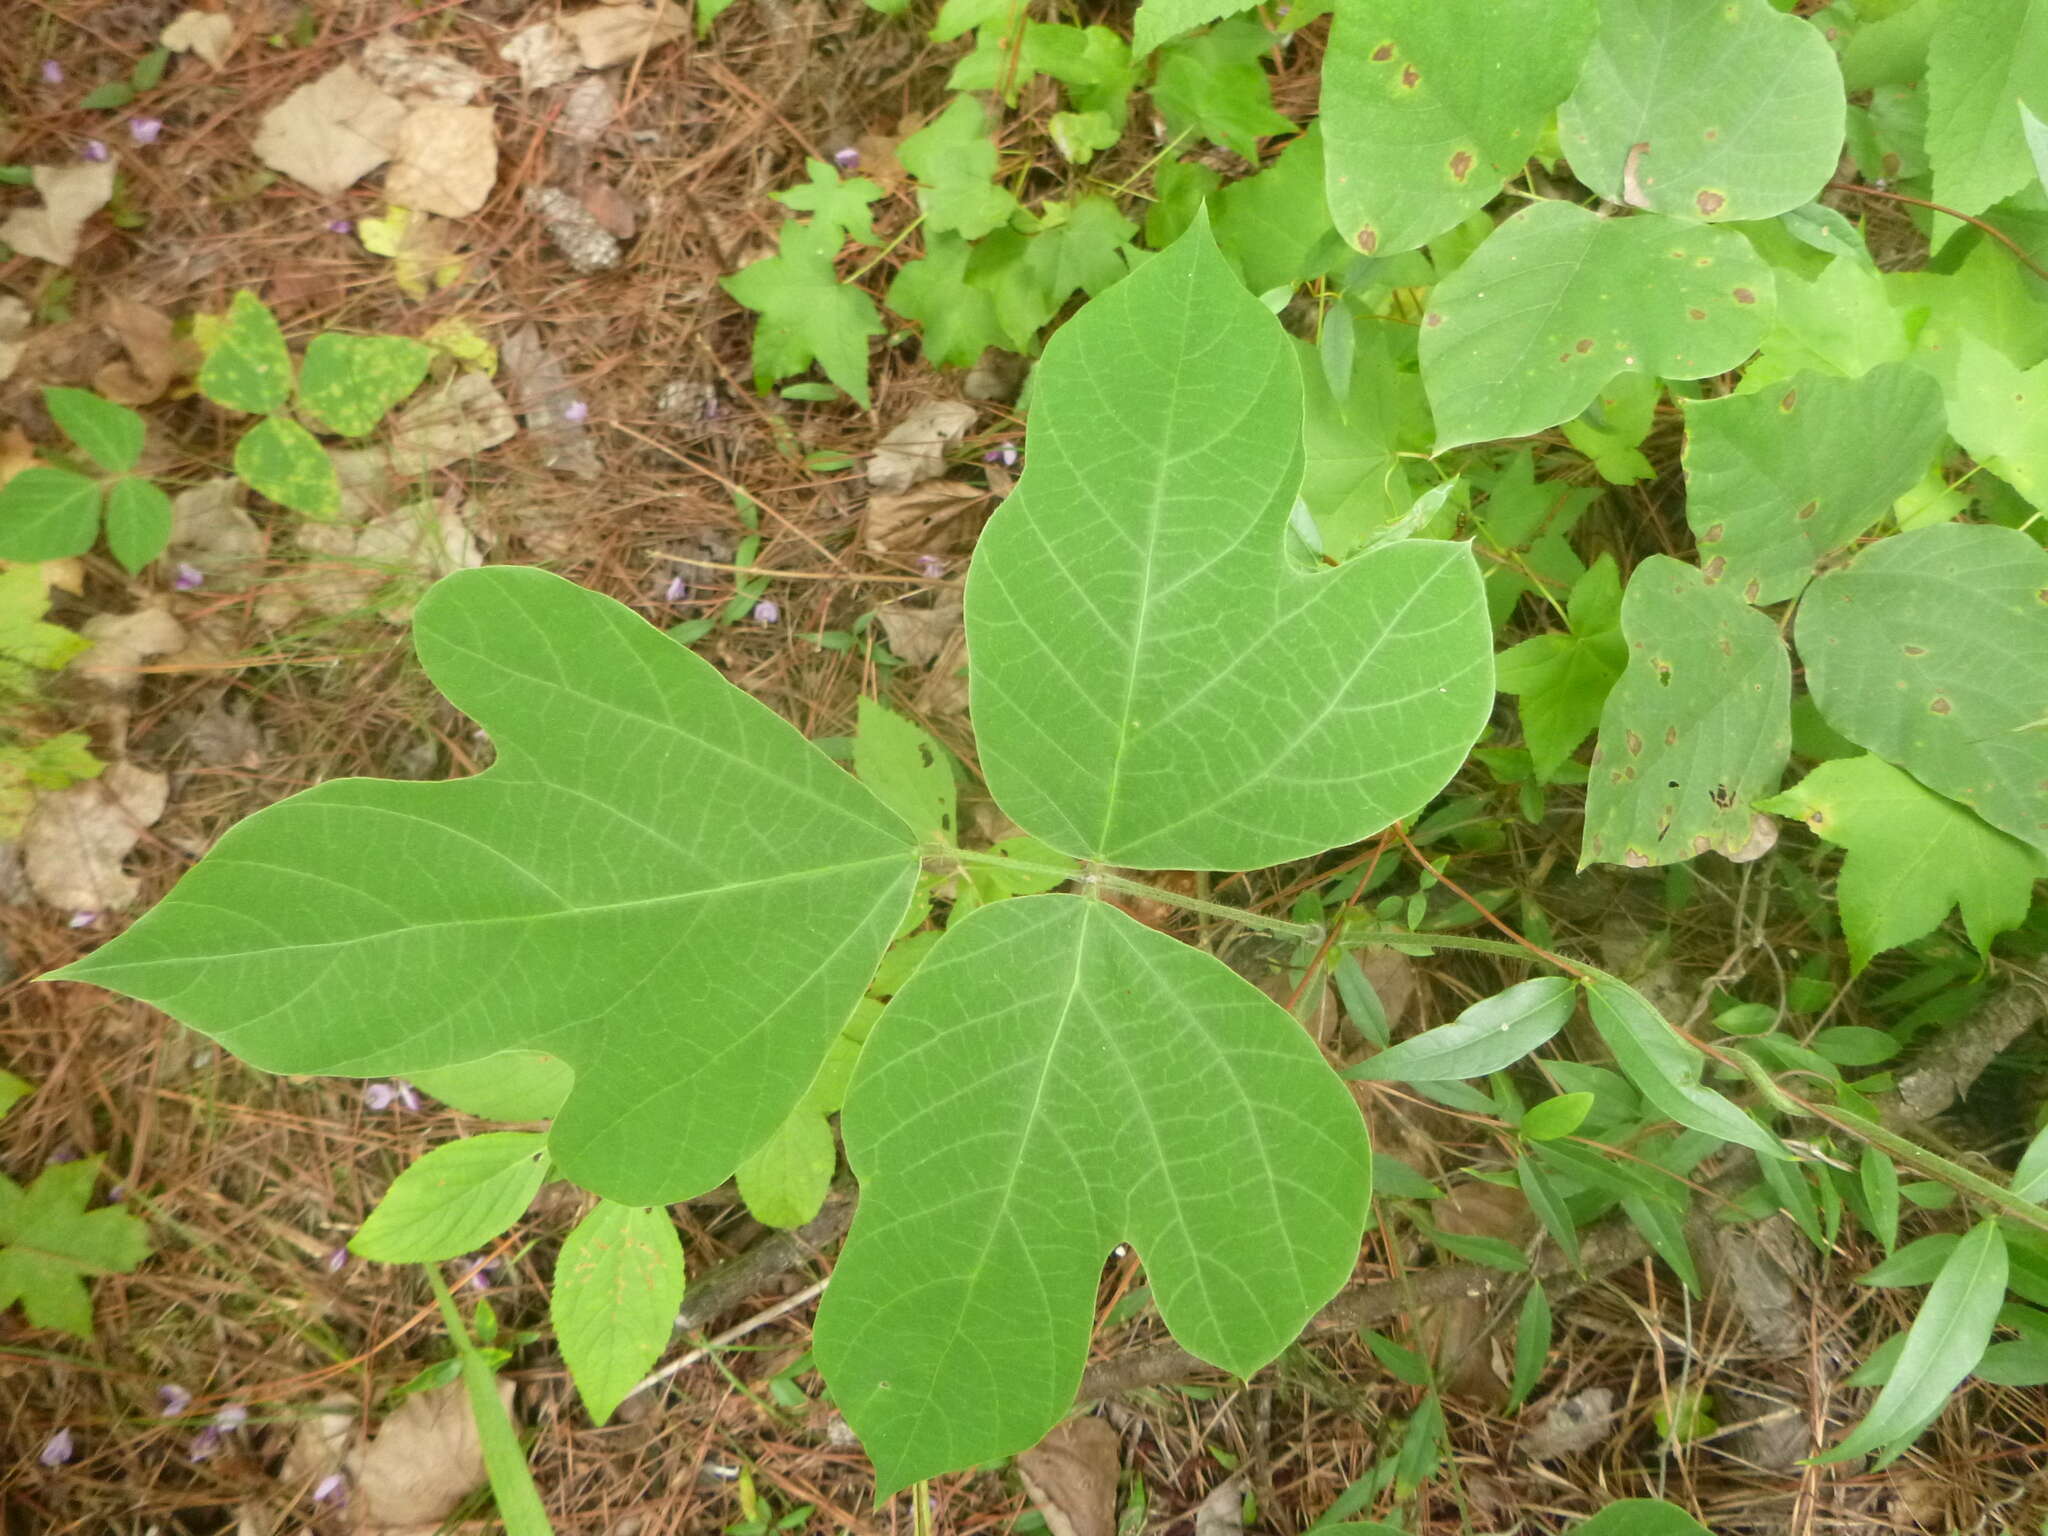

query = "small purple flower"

[158,1384,193,1417]
[363,1080,420,1113]
[128,117,163,146]
[983,441,1019,468]
[461,1254,499,1292]
[187,1426,222,1462]
[752,599,780,625]
[39,1428,74,1467]
[173,562,204,591]
[46,1145,80,1165]
[80,139,108,163]
[832,146,860,171]
[68,910,98,929]
[561,399,589,424]
[916,554,946,579]
[664,575,688,603]
[213,1403,249,1432]
[325,1246,349,1274]
[312,1472,348,1506]
[106,1184,127,1202]
[41,59,64,85]
[326,218,354,235]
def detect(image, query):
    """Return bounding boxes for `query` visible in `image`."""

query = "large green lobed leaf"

[1924,0,2048,216]
[967,216,1493,870]
[816,894,1371,1491]
[54,567,920,1205]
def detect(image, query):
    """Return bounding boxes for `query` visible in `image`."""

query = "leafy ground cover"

[6,0,2048,1533]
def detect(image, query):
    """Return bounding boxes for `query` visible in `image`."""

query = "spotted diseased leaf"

[54,568,921,1206]
[720,220,883,408]
[1421,202,1773,449]
[1582,557,1791,868]
[233,415,341,518]
[197,290,294,415]
[552,1199,685,1425]
[1925,0,2048,215]
[0,1158,150,1339]
[0,466,102,563]
[298,333,434,437]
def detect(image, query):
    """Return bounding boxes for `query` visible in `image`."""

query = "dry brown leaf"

[161,9,234,68]
[297,501,484,622]
[74,607,188,702]
[1192,1478,1244,1536]
[360,35,485,105]
[864,482,984,556]
[1016,1417,1120,1536]
[556,75,618,146]
[0,427,38,488]
[876,594,962,669]
[501,326,600,479]
[1351,947,1418,1036]
[524,185,621,273]
[964,349,1029,402]
[1702,1218,1810,1357]
[279,1397,355,1493]
[384,104,498,219]
[501,23,584,91]
[560,3,690,68]
[0,296,29,383]
[1418,1181,1534,1403]
[22,762,170,911]
[93,297,187,405]
[385,373,518,475]
[0,161,117,267]
[579,179,638,239]
[1519,1387,1617,1461]
[252,63,406,197]
[344,1379,515,1532]
[868,400,978,493]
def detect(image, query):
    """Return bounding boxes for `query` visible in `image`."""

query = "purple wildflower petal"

[751,599,780,625]
[916,554,946,579]
[39,1428,75,1467]
[188,1426,222,1462]
[158,1384,193,1417]
[326,218,354,235]
[68,910,98,929]
[128,117,163,146]
[173,562,204,591]
[325,1246,349,1274]
[106,1184,127,1202]
[46,1145,80,1165]
[41,60,64,85]
[664,575,688,603]
[81,140,108,163]
[832,146,860,170]
[212,1403,249,1432]
[394,1080,421,1113]
[363,1082,396,1112]
[312,1472,348,1505]
[561,399,589,424]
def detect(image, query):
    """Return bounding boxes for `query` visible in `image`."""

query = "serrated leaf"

[1796,522,2048,854]
[899,96,1020,241]
[1760,756,2046,970]
[552,1199,686,1424]
[0,566,92,685]
[0,467,102,563]
[1925,0,2048,215]
[854,698,956,844]
[104,477,173,574]
[734,1108,836,1228]
[297,333,434,437]
[1149,18,1296,160]
[1582,557,1790,868]
[198,290,294,415]
[1943,334,2048,510]
[44,386,145,473]
[1559,0,1844,222]
[1322,0,1596,256]
[816,894,1370,1491]
[721,221,881,408]
[0,1158,149,1339]
[1581,972,1787,1159]
[967,215,1493,869]
[350,1132,549,1262]
[54,567,921,1205]
[1421,203,1772,449]
[233,415,341,517]
[1346,977,1575,1083]
[1684,364,1946,605]
[773,158,885,246]
[1565,1502,1712,1536]
[887,233,1010,369]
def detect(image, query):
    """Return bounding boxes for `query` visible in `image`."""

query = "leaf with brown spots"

[550,1199,686,1424]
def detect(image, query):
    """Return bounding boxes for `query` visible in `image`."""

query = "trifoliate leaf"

[350,1132,550,1262]
[104,476,174,574]
[0,1158,149,1339]
[887,233,1010,368]
[232,415,341,518]
[43,386,145,474]
[720,220,882,408]
[197,290,294,415]
[0,467,102,563]
[899,96,1020,241]
[55,568,921,1205]
[552,1200,685,1425]
[1761,756,2046,970]
[1943,334,2048,509]
[772,158,885,246]
[298,333,434,437]
[1149,18,1296,160]
[816,894,1371,1491]
[1421,202,1772,449]
[1925,0,2048,215]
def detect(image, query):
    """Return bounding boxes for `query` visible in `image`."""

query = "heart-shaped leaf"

[233,415,341,518]
[967,214,1492,870]
[298,332,434,437]
[53,567,921,1204]
[816,894,1371,1491]
[198,290,293,416]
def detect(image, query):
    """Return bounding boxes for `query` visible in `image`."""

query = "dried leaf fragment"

[867,400,978,493]
[559,4,690,69]
[93,298,188,405]
[23,762,169,911]
[0,297,28,382]
[523,185,621,273]
[501,326,600,479]
[161,9,234,68]
[252,63,406,197]
[1520,1386,1617,1461]
[502,23,584,91]
[1016,1417,1120,1536]
[0,162,116,267]
[360,34,485,104]
[384,104,499,218]
[864,481,984,555]
[343,1379,515,1529]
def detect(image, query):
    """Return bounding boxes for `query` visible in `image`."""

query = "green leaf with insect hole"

[551,1199,685,1425]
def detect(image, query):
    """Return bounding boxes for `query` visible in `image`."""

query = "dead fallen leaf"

[876,593,962,669]
[179,693,266,769]
[344,1379,515,1531]
[22,762,170,911]
[384,104,499,219]
[93,297,188,405]
[0,297,28,382]
[579,179,638,239]
[1350,947,1419,1037]
[524,185,621,273]
[384,372,518,475]
[557,74,619,146]
[1720,810,1778,864]
[360,34,485,105]
[74,607,188,702]
[868,400,978,493]
[964,349,1028,402]
[559,3,690,68]
[0,161,117,267]
[1702,1218,1809,1357]
[279,1397,355,1494]
[501,326,600,480]
[252,63,407,198]
[297,500,485,622]
[864,481,985,556]
[1418,1181,1535,1403]
[1192,1478,1244,1536]
[161,9,234,68]
[1519,1386,1617,1461]
[1016,1417,1120,1536]
[502,23,584,91]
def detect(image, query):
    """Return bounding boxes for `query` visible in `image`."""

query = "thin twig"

[625,1279,829,1403]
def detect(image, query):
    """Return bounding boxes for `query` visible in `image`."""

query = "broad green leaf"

[1943,334,2048,509]
[1684,363,1947,604]
[551,1199,685,1424]
[1211,126,1349,294]
[1130,0,1245,54]
[772,158,885,245]
[1582,557,1791,868]
[297,333,434,437]
[1149,18,1296,160]
[198,290,294,415]
[1496,556,1627,782]
[967,216,1492,869]
[1925,0,2048,214]
[887,233,1010,369]
[54,567,921,1205]
[350,1132,549,1262]
[854,698,956,844]
[43,386,144,473]
[899,96,1020,241]
[1824,1218,2006,1464]
[1747,251,1911,385]
[1295,319,1429,558]
[734,1107,837,1228]
[817,894,1370,1491]
[410,1051,573,1122]
[1760,756,2046,970]
[103,477,173,574]
[965,196,1136,352]
[1796,523,2048,853]
[1322,0,1596,255]
[0,467,102,563]
[0,1158,149,1339]
[233,416,341,518]
[1559,0,1844,222]
[1581,972,1787,1159]
[720,221,882,408]
[1565,1502,1712,1536]
[1421,202,1773,449]
[1345,977,1575,1083]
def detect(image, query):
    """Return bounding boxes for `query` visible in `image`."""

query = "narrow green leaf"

[1860,1233,1961,1288]
[2013,1124,2048,1204]
[43,386,145,473]
[1862,1147,1901,1253]
[1507,1284,1552,1411]
[0,467,103,563]
[734,1109,836,1229]
[350,1133,549,1262]
[198,290,294,415]
[297,333,434,437]
[130,46,171,91]
[1346,977,1574,1083]
[1620,1193,1700,1291]
[1517,1154,1581,1267]
[233,416,341,518]
[1520,1092,1594,1142]
[103,477,173,573]
[551,1199,686,1424]
[854,697,957,844]
[78,81,136,110]
[1581,972,1787,1159]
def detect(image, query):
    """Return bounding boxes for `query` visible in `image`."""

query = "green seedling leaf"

[79,81,136,111]
[1581,971,1787,1159]
[1684,363,1947,605]
[1925,0,2048,215]
[1346,976,1575,1083]
[1761,756,2046,971]
[130,46,171,91]
[233,415,341,517]
[1559,0,1844,222]
[1150,18,1296,160]
[899,96,1020,241]
[967,215,1492,869]
[1582,557,1790,868]
[817,894,1370,1491]
[1130,0,1243,54]
[410,1052,572,1122]
[1943,335,2048,510]
[854,698,956,844]
[0,566,92,686]
[0,467,102,563]
[198,290,294,415]
[734,1107,837,1228]
[0,1158,149,1339]
[54,567,921,1205]
[720,220,882,409]
[350,1132,549,1262]
[551,1199,686,1424]
[1822,1218,2006,1464]
[1322,0,1596,256]
[887,233,1010,368]
[773,158,885,246]
[103,477,173,574]
[1507,1283,1552,1410]
[1796,523,2048,854]
[43,386,144,473]
[297,333,434,437]
[0,1071,30,1119]
[1863,1146,1901,1252]
[1565,1500,1712,1536]
[1496,555,1627,782]
[1520,1092,1594,1141]
[1421,202,1772,448]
